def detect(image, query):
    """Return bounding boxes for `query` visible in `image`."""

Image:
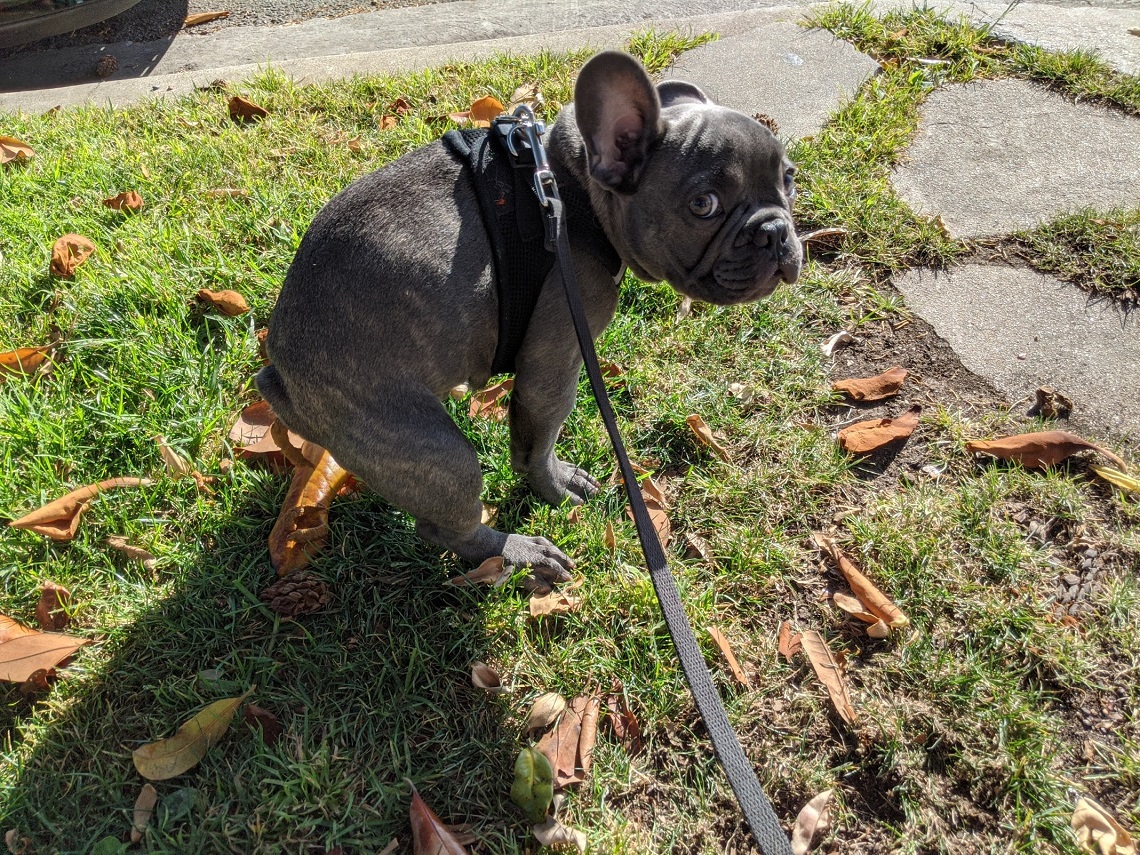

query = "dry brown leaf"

[469,95,505,125]
[536,695,586,788]
[228,95,268,122]
[528,590,581,618]
[447,556,512,587]
[268,448,352,576]
[132,689,253,780]
[469,378,512,420]
[409,785,469,855]
[102,190,144,213]
[196,288,250,316]
[685,414,731,462]
[526,692,567,732]
[470,661,506,694]
[0,136,34,165]
[0,616,38,645]
[867,620,890,639]
[707,626,749,688]
[837,405,921,454]
[243,703,283,746]
[801,630,857,725]
[791,789,834,855]
[155,435,193,478]
[378,115,399,131]
[9,477,151,541]
[387,97,412,115]
[0,625,90,683]
[605,685,643,755]
[778,620,802,663]
[814,532,908,629]
[832,366,908,402]
[966,431,1127,471]
[34,582,71,631]
[1071,797,1136,855]
[50,234,95,278]
[183,10,229,26]
[229,401,303,466]
[205,187,248,198]
[603,520,616,552]
[684,532,714,562]
[532,816,587,852]
[507,82,542,111]
[831,591,879,624]
[105,535,158,572]
[577,694,601,778]
[799,226,848,247]
[0,346,52,380]
[378,839,400,855]
[131,783,158,844]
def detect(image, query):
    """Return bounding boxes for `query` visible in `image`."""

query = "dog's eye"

[689,193,721,218]
[784,168,797,199]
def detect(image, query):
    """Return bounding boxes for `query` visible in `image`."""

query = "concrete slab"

[891,78,1140,239]
[660,20,880,139]
[895,264,1140,439]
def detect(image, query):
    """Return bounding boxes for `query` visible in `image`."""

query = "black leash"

[495,107,792,855]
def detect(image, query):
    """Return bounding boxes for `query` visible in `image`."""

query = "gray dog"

[257,51,801,589]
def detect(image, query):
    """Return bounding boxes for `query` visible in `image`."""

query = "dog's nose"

[756,218,789,250]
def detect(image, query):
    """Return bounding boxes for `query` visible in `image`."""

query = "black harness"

[441,128,622,376]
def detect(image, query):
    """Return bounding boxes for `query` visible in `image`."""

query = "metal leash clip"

[494,104,559,210]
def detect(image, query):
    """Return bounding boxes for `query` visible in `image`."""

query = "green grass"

[1,16,1139,855]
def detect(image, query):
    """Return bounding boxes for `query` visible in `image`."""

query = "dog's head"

[572,51,801,304]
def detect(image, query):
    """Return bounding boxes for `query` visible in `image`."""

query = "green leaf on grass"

[510,746,554,823]
[133,688,253,780]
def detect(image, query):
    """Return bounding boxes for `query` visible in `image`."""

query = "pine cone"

[260,571,330,616]
[752,112,779,135]
[95,55,119,78]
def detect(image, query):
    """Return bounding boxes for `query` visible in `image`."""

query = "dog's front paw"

[502,534,575,594]
[529,458,600,507]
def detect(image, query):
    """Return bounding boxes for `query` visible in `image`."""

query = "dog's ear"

[574,51,663,194]
[656,80,710,108]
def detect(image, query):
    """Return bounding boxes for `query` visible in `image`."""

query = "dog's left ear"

[656,80,710,108]
[574,51,663,194]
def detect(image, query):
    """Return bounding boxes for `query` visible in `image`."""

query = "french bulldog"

[257,51,801,590]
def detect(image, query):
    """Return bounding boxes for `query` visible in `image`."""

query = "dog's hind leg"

[328,383,574,592]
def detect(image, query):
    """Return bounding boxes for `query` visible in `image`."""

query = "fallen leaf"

[0,136,34,165]
[268,447,352,575]
[603,521,616,551]
[205,187,248,198]
[0,346,52,380]
[867,620,890,639]
[707,626,749,688]
[469,378,512,420]
[378,841,399,855]
[686,414,731,462]
[469,95,505,125]
[105,535,158,572]
[242,703,283,746]
[102,190,144,213]
[526,692,567,732]
[388,97,412,115]
[528,590,581,618]
[605,686,643,755]
[471,661,506,694]
[9,477,152,541]
[50,234,96,278]
[229,401,300,465]
[838,405,921,454]
[183,10,229,26]
[628,476,670,549]
[801,630,857,725]
[132,689,253,780]
[791,789,834,855]
[536,696,584,788]
[409,784,469,854]
[155,435,193,478]
[1071,796,1136,855]
[577,694,601,778]
[130,783,158,844]
[34,582,71,631]
[684,531,713,562]
[228,95,268,122]
[507,82,543,111]
[832,366,908,402]
[447,556,512,587]
[1033,385,1073,419]
[1090,464,1140,495]
[821,330,853,357]
[0,616,38,645]
[511,746,554,824]
[777,620,802,663]
[532,816,587,852]
[966,431,1127,471]
[799,227,848,248]
[566,506,582,525]
[4,828,32,854]
[831,591,878,624]
[378,115,399,131]
[0,622,90,683]
[196,288,250,316]
[814,532,909,629]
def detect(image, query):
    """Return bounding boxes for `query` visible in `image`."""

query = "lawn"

[0,9,1138,855]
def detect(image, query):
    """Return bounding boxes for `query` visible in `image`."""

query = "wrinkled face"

[614,107,801,305]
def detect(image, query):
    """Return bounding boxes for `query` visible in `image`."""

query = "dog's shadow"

[1,482,526,852]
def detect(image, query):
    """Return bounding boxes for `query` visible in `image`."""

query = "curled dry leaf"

[507,81,543,111]
[532,816,587,853]
[1090,464,1140,495]
[0,135,34,164]
[605,685,643,755]
[183,10,229,26]
[155,435,193,478]
[511,746,554,824]
[814,532,908,629]
[707,626,749,688]
[686,414,731,462]
[228,95,268,122]
[9,477,152,541]
[603,520,616,552]
[800,630,857,726]
[1071,796,1136,855]
[791,789,834,855]
[832,366,908,402]
[821,331,853,357]
[469,378,512,420]
[470,95,505,125]
[50,234,96,278]
[102,190,144,213]
[526,692,567,732]
[831,591,878,624]
[0,618,90,682]
[577,694,600,778]
[205,187,248,198]
[777,620,802,663]
[838,405,921,454]
[131,783,158,844]
[447,556,512,587]
[196,288,250,316]
[867,619,890,639]
[243,703,283,746]
[528,589,581,618]
[799,226,848,247]
[471,661,506,694]
[268,448,352,576]
[0,346,52,380]
[132,688,253,780]
[229,400,299,465]
[378,115,398,131]
[536,695,599,789]
[966,431,1127,471]
[5,828,32,855]
[408,784,469,855]
[34,582,71,631]
[684,531,714,562]
[105,535,158,572]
